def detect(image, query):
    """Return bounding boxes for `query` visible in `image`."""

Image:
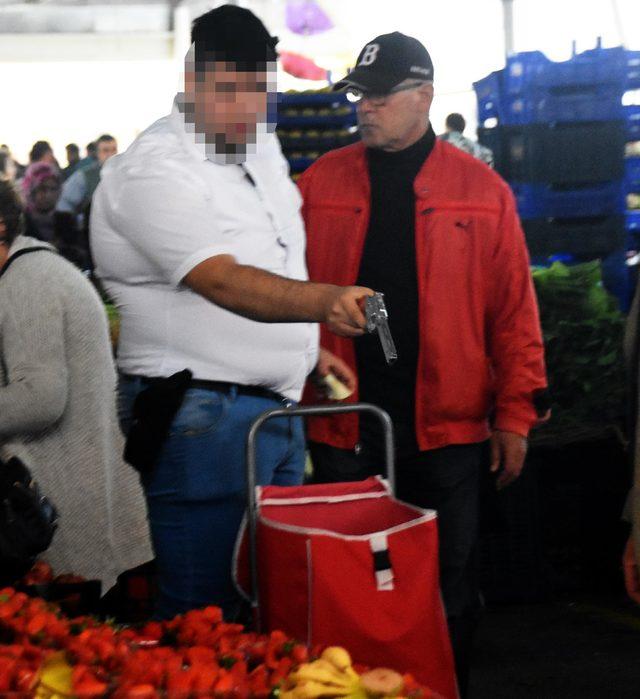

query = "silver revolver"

[365,292,398,365]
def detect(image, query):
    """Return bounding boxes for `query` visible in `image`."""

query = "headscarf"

[21,162,60,213]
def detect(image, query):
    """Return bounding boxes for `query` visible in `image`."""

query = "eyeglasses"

[346,81,429,107]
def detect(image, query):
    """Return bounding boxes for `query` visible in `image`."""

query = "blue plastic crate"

[511,183,545,218]
[627,105,640,139]
[626,157,640,188]
[628,210,640,232]
[503,85,625,125]
[478,86,626,126]
[512,181,626,219]
[277,113,357,128]
[481,122,625,183]
[600,247,631,311]
[626,50,640,89]
[522,215,625,258]
[539,84,626,123]
[472,71,502,124]
[504,51,549,95]
[474,44,640,127]
[279,133,359,151]
[495,93,534,125]
[539,45,638,88]
[627,229,640,251]
[278,92,351,106]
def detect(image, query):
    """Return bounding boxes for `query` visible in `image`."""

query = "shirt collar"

[170,97,209,163]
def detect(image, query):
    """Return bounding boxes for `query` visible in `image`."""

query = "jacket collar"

[413,139,449,200]
[354,136,448,202]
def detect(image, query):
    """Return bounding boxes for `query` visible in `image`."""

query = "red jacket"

[299,138,547,451]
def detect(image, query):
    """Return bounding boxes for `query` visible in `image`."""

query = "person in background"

[439,112,493,167]
[28,140,57,168]
[17,161,90,270]
[0,151,18,182]
[57,136,117,272]
[0,147,19,181]
[57,134,117,220]
[76,141,97,171]
[62,143,81,180]
[22,162,61,243]
[299,32,547,697]
[91,4,368,621]
[20,141,60,200]
[0,179,152,595]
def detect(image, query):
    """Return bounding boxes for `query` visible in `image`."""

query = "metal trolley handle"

[245,402,395,627]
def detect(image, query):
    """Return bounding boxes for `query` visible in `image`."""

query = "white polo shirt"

[90,97,319,401]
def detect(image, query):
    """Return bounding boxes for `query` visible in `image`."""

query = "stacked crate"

[474,41,640,309]
[276,90,358,182]
[626,139,640,251]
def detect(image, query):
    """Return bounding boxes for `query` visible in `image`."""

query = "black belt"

[121,373,289,404]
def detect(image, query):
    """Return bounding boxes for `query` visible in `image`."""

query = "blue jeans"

[118,376,305,620]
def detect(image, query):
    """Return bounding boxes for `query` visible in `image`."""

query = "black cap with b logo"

[333,32,434,93]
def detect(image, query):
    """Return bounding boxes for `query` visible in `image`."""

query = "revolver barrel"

[364,293,398,365]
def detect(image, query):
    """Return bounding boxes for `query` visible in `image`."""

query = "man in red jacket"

[299,32,548,696]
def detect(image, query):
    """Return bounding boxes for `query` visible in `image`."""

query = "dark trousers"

[309,439,483,698]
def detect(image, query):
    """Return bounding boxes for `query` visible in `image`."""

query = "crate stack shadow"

[475,40,640,312]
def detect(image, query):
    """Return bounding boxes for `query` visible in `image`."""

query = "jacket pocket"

[305,203,365,284]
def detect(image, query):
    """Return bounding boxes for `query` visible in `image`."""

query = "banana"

[289,663,352,688]
[291,680,354,698]
[321,647,353,672]
[320,648,360,683]
[310,659,356,683]
[284,649,363,699]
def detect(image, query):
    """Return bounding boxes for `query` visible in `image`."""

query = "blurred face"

[32,177,60,213]
[356,83,434,152]
[67,148,80,165]
[185,60,274,155]
[40,150,56,165]
[4,158,17,182]
[97,139,117,164]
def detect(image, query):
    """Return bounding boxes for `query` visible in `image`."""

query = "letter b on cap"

[359,43,380,66]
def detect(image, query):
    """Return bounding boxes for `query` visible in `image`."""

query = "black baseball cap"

[333,32,434,93]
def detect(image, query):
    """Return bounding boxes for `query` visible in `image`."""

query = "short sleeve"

[106,171,241,287]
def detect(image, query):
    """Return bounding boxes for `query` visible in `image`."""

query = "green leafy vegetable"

[531,261,627,447]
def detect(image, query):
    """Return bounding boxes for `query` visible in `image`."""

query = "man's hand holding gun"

[364,292,398,365]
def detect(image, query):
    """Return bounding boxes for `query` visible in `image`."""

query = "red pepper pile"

[0,587,436,699]
[0,642,45,694]
[0,587,310,697]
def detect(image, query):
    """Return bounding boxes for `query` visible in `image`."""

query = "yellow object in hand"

[321,373,353,401]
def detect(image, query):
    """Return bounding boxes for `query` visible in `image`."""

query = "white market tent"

[1,0,639,163]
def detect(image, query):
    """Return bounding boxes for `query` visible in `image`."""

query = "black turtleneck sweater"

[355,126,435,455]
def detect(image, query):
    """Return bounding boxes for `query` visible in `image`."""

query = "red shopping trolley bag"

[234,404,458,699]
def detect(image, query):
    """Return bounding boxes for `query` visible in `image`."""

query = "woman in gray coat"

[0,180,152,593]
